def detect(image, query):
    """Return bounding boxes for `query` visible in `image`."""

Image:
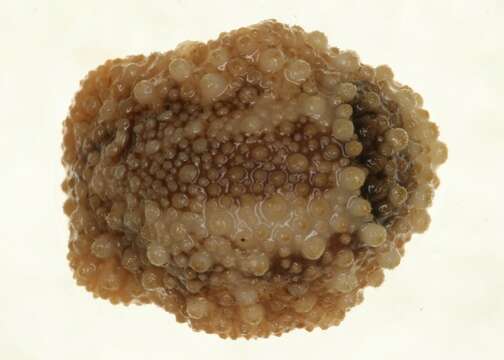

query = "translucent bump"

[141,269,162,290]
[186,297,209,319]
[332,118,355,142]
[234,287,258,305]
[245,253,270,276]
[409,184,434,209]
[98,99,117,121]
[348,197,371,217]
[334,249,354,268]
[169,221,189,241]
[240,115,263,135]
[293,294,317,313]
[258,48,285,73]
[331,51,360,72]
[309,198,331,218]
[431,141,448,165]
[367,268,385,287]
[184,120,205,138]
[207,209,235,236]
[189,250,213,273]
[388,185,408,207]
[91,234,116,259]
[358,223,387,247]
[240,304,265,325]
[285,59,312,83]
[286,153,309,173]
[98,269,122,292]
[261,194,289,222]
[301,235,327,260]
[385,128,409,151]
[377,247,401,269]
[133,80,157,105]
[145,139,161,155]
[409,209,431,233]
[236,34,258,55]
[306,31,328,51]
[178,164,198,183]
[207,47,230,68]
[339,166,366,191]
[169,58,193,82]
[375,64,394,81]
[200,73,228,100]
[334,103,353,118]
[146,243,170,267]
[328,272,358,293]
[302,95,327,119]
[334,82,357,102]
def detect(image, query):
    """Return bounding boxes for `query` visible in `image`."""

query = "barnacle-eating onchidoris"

[62,20,447,339]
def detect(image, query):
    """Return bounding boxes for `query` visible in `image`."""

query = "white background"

[1,0,503,359]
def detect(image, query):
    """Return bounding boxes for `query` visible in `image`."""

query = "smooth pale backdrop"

[1,0,503,359]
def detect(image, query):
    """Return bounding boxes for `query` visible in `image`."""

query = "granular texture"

[62,20,447,339]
